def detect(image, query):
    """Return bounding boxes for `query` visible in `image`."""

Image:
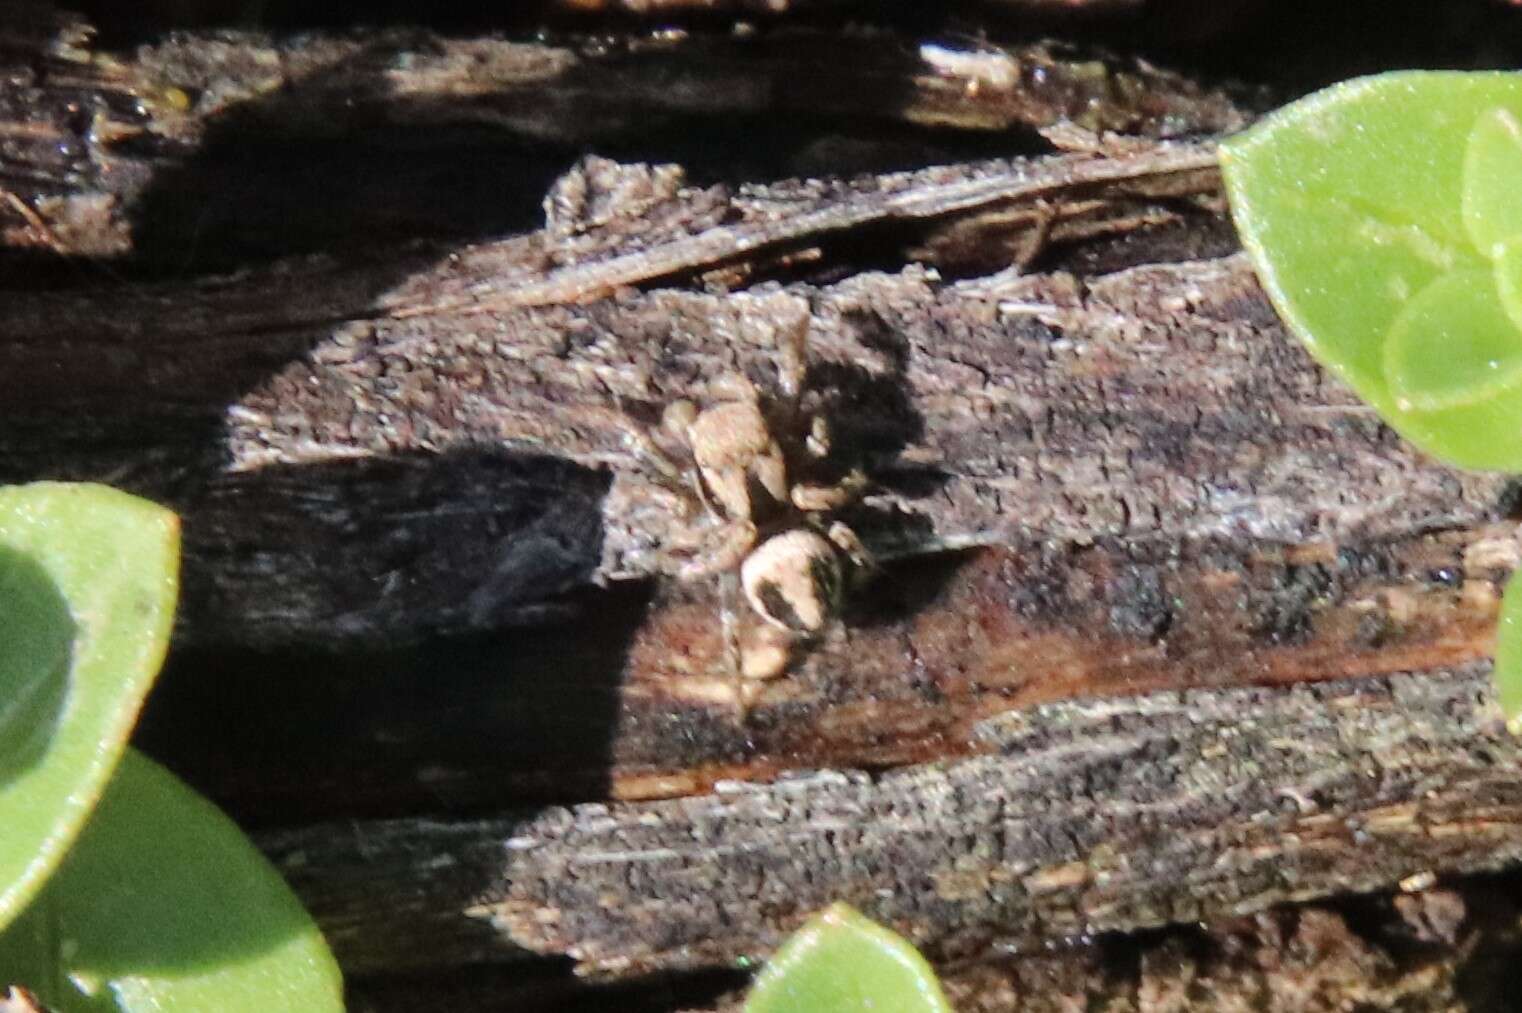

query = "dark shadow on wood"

[129,131,569,277]
[117,25,1057,281]
[123,37,570,275]
[178,448,611,647]
[347,959,745,1013]
[135,579,651,829]
[1453,872,1522,1010]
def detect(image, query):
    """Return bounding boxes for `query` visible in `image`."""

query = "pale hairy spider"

[624,306,872,703]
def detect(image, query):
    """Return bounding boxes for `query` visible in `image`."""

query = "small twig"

[0,189,65,253]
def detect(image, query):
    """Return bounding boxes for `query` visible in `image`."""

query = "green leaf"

[743,903,953,1013]
[1491,236,1522,335]
[1382,269,1522,411]
[0,749,344,1012]
[0,484,179,930]
[1462,106,1522,256]
[1494,572,1522,736]
[1220,71,1522,470]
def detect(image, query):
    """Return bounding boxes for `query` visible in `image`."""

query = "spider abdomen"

[740,529,844,634]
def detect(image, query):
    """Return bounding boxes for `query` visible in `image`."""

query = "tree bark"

[263,662,1522,978]
[5,6,1522,1010]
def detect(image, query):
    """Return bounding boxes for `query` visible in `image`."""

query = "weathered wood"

[540,0,1141,14]
[8,5,1522,1009]
[4,197,1510,647]
[931,892,1507,1013]
[138,514,1519,824]
[342,883,1518,1011]
[260,663,1522,979]
[0,16,1246,267]
[0,141,1225,642]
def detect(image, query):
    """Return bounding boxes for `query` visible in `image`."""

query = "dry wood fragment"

[2,142,1508,647]
[8,7,1522,1009]
[260,663,1522,979]
[138,513,1517,825]
[0,12,1247,265]
[342,879,1522,1011]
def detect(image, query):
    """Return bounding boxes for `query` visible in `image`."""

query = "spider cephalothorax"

[628,303,871,700]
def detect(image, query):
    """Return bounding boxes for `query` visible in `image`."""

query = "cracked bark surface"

[341,885,1522,1012]
[6,5,1522,1010]
[4,173,1509,646]
[263,663,1522,980]
[0,14,1248,264]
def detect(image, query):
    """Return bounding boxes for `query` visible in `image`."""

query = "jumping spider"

[626,307,872,702]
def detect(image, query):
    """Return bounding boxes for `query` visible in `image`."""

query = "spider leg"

[791,467,868,513]
[805,413,832,459]
[676,520,757,581]
[732,597,798,716]
[775,304,811,409]
[717,569,752,716]
[1013,199,1055,274]
[584,402,707,517]
[827,520,875,580]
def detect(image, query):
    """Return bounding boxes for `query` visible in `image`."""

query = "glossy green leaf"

[1494,573,1522,736]
[744,903,953,1013]
[1492,236,1522,335]
[0,749,344,1012]
[0,484,179,930]
[1462,106,1522,256]
[1383,269,1522,411]
[1220,71,1522,470]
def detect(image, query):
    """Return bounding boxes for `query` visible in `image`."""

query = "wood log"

[4,152,1509,647]
[0,15,1247,265]
[5,6,1522,1009]
[261,662,1522,979]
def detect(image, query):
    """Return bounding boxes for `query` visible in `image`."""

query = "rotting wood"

[3,196,1510,648]
[539,0,1144,15]
[7,7,1522,1008]
[258,663,1522,978]
[138,515,1519,824]
[378,141,1222,316]
[342,879,1520,1011]
[932,894,1509,1013]
[0,14,1248,265]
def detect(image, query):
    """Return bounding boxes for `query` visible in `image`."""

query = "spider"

[624,305,872,704]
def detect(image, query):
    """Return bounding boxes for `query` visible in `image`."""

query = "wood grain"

[261,663,1522,978]
[6,7,1522,1008]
